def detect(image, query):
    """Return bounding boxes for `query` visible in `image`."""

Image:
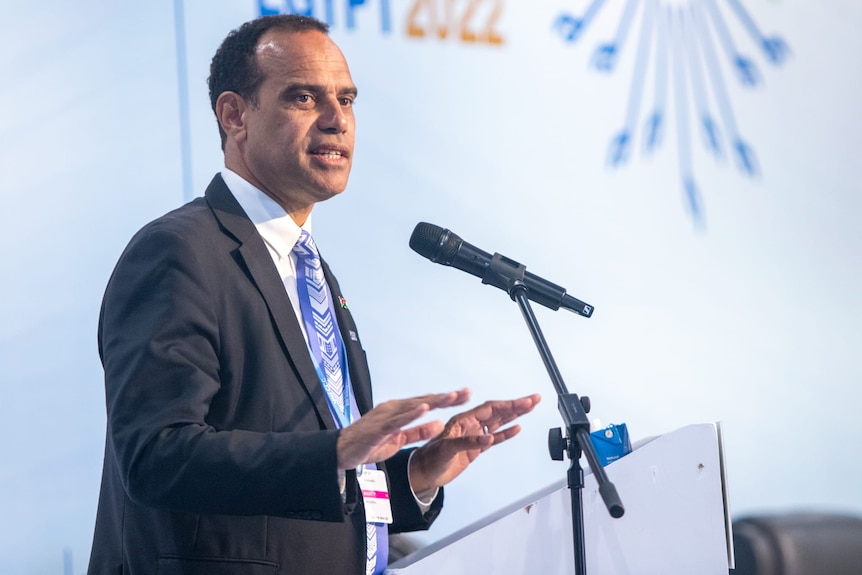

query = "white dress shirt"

[221,168,311,345]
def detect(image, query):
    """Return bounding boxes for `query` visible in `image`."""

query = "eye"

[295,94,312,104]
[339,96,354,107]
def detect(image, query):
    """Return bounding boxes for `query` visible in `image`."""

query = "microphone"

[409,222,593,317]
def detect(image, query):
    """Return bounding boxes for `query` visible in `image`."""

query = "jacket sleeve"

[385,448,444,533]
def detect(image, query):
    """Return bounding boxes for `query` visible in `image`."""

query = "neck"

[224,159,314,225]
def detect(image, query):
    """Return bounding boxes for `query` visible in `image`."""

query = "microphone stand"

[482,254,624,575]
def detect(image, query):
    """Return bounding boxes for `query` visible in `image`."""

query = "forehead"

[254,29,353,86]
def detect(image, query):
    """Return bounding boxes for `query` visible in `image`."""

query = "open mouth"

[311,145,350,160]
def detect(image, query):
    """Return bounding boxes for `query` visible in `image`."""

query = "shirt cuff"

[339,468,346,502]
[407,450,439,512]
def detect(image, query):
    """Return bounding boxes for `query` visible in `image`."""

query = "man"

[88,14,539,575]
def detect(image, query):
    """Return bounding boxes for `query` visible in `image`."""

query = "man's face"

[234,29,356,213]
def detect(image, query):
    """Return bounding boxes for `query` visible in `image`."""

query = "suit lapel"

[203,175,337,430]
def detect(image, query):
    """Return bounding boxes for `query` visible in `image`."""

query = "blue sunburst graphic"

[555,0,790,225]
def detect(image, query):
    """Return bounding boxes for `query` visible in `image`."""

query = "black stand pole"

[483,255,624,575]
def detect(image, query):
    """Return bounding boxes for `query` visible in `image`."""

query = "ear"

[216,91,248,143]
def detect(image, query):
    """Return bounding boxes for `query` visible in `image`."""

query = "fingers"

[401,420,445,445]
[373,402,431,433]
[489,423,522,445]
[475,393,541,418]
[432,419,525,457]
[448,393,541,434]
[427,431,495,460]
[379,389,470,418]
[367,389,470,434]
[496,393,542,415]
[336,390,472,470]
[446,422,522,453]
[337,390,535,471]
[421,388,472,410]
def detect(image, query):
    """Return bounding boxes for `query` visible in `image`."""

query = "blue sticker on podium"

[590,423,632,467]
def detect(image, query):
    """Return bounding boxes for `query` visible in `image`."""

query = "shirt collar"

[221,168,311,260]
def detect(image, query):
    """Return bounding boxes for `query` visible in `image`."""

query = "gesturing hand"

[336,389,471,470]
[407,394,542,494]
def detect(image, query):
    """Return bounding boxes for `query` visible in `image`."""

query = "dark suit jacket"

[87,175,442,575]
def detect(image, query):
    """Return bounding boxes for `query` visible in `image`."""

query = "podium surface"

[388,423,732,575]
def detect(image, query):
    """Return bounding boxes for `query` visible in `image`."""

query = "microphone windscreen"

[409,222,449,261]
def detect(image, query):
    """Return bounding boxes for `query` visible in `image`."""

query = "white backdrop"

[2,1,861,573]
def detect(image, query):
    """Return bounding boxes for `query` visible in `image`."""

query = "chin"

[312,186,346,203]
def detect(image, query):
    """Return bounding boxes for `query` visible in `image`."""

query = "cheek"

[279,125,309,153]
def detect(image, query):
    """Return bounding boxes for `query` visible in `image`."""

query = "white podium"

[388,423,733,575]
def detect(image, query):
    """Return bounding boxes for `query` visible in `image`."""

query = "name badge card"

[357,469,393,524]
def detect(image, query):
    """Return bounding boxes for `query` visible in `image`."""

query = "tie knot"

[293,230,319,260]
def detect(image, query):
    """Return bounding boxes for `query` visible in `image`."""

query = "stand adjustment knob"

[580,395,591,414]
[548,427,566,461]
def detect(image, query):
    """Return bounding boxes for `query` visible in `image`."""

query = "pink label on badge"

[362,490,390,500]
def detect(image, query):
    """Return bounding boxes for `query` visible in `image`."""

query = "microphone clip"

[482,253,527,302]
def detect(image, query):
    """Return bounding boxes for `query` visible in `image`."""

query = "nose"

[317,96,348,133]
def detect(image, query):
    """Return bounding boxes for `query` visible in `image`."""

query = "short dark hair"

[208,15,330,149]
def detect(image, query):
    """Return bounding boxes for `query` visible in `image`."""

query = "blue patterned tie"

[293,231,348,424]
[293,231,388,575]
